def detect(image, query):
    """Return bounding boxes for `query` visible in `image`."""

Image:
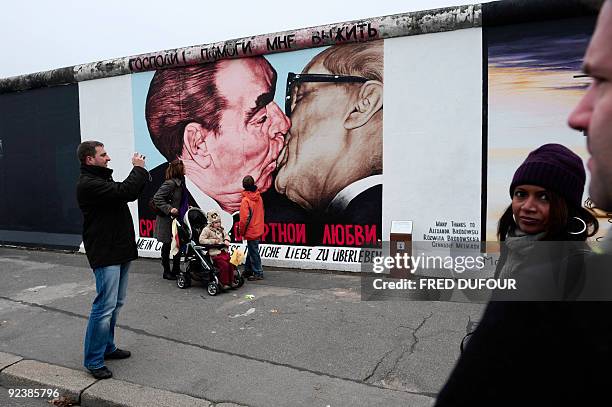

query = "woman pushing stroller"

[153,160,186,280]
[199,210,234,290]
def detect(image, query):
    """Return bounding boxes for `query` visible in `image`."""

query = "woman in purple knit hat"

[494,143,599,280]
[459,144,600,351]
[438,145,600,406]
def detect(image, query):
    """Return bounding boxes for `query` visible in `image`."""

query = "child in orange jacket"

[239,175,265,280]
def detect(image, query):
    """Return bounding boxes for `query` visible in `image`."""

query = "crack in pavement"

[363,313,435,386]
[386,313,435,380]
[0,294,434,399]
[362,347,395,382]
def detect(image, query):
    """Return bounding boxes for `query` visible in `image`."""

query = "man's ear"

[182,122,212,169]
[344,81,383,130]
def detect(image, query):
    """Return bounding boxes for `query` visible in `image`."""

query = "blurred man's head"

[568,0,612,210]
[275,41,383,211]
[146,57,290,213]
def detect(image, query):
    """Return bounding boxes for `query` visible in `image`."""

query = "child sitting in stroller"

[199,210,234,290]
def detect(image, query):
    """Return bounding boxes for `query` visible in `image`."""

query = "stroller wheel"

[207,282,219,296]
[177,273,191,289]
[231,269,245,289]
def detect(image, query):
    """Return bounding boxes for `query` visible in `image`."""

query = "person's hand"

[170,208,179,216]
[132,152,146,168]
[224,239,230,248]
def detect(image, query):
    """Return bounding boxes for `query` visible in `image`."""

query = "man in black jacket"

[76,140,148,379]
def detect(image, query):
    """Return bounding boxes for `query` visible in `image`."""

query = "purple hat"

[510,143,586,208]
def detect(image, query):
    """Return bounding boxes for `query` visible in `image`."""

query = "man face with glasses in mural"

[275,41,383,222]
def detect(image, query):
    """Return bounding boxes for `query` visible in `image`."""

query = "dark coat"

[326,183,382,227]
[138,164,196,227]
[77,165,148,269]
[435,250,612,406]
[491,240,591,300]
[153,178,183,244]
[259,184,382,245]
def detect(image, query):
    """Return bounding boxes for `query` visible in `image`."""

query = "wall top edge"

[0,0,603,94]
[0,4,481,93]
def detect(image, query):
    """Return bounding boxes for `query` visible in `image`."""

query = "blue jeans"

[245,240,263,277]
[84,262,130,370]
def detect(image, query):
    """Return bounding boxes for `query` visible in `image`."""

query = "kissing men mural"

[135,41,384,257]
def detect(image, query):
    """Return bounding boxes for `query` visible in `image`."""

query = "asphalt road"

[0,247,484,406]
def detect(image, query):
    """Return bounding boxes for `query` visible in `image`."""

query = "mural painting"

[134,42,384,264]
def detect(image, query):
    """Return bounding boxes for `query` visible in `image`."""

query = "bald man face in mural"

[568,0,612,211]
[274,42,383,212]
[147,57,290,213]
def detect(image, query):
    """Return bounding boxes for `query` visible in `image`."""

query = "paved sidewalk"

[0,352,216,406]
[0,247,484,406]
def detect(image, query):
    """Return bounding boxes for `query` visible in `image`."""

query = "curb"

[1,358,95,402]
[0,352,243,407]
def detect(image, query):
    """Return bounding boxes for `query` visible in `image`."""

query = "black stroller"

[176,207,244,295]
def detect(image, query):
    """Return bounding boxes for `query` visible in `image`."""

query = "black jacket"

[77,165,148,268]
[435,251,612,406]
[138,164,196,225]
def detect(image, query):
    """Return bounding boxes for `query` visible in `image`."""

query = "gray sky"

[0,0,493,79]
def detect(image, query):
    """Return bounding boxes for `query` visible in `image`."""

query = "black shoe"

[163,272,177,280]
[247,275,257,281]
[104,348,131,360]
[89,366,112,379]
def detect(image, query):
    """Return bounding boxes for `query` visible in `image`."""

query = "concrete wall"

[0,0,607,271]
